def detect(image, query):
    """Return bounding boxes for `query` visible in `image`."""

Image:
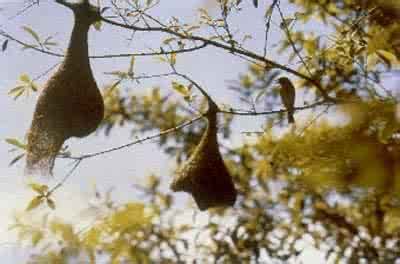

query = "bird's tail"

[25,127,65,177]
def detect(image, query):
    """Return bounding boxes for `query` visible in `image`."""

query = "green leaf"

[43,42,58,49]
[21,44,38,50]
[19,74,31,83]
[12,89,25,100]
[22,26,40,43]
[30,82,38,92]
[170,53,176,66]
[104,71,129,79]
[155,56,167,63]
[46,198,56,210]
[163,37,175,45]
[128,56,135,75]
[43,36,58,48]
[8,85,26,98]
[186,26,200,32]
[5,138,27,149]
[171,81,190,96]
[31,231,43,246]
[9,153,25,167]
[93,21,102,31]
[280,18,295,29]
[255,89,267,103]
[265,5,273,17]
[28,183,48,195]
[109,80,121,92]
[26,196,43,211]
[376,50,399,69]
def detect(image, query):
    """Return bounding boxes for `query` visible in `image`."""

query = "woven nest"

[170,110,237,211]
[26,1,104,175]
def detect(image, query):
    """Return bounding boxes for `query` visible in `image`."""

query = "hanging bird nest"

[26,0,104,175]
[170,101,237,211]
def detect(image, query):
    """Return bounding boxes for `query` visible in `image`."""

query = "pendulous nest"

[170,108,237,211]
[26,1,104,176]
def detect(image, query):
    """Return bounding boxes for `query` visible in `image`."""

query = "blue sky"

[0,0,356,262]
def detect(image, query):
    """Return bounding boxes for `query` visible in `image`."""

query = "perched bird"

[26,0,104,175]
[278,77,296,124]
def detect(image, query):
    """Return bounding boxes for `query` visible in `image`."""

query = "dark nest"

[170,109,237,211]
[26,1,104,176]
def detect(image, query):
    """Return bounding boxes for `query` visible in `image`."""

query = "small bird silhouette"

[278,77,296,124]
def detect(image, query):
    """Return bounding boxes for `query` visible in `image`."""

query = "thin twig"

[263,0,279,58]
[276,2,313,77]
[221,100,333,116]
[0,30,208,59]
[297,104,331,136]
[172,68,218,110]
[66,115,203,160]
[104,72,175,82]
[32,62,61,81]
[7,0,39,20]
[48,159,82,195]
[100,16,335,101]
[59,100,333,162]
[3,2,334,101]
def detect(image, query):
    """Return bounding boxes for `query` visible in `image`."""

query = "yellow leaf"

[50,221,76,244]
[31,230,43,246]
[128,56,135,75]
[28,183,48,195]
[83,228,101,248]
[376,49,399,69]
[171,81,190,96]
[46,198,56,210]
[5,138,26,149]
[26,196,43,211]
[163,37,175,45]
[155,55,167,63]
[8,86,26,96]
[22,26,40,43]
[19,73,31,83]
[106,203,150,233]
[170,53,176,66]
[93,21,102,31]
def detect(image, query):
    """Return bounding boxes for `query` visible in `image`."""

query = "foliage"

[3,0,400,263]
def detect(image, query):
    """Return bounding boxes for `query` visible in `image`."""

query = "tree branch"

[100,17,335,102]
[58,98,332,163]
[220,100,333,116]
[47,159,82,196]
[0,30,208,59]
[171,68,219,111]
[276,2,313,76]
[64,115,203,160]
[3,2,334,102]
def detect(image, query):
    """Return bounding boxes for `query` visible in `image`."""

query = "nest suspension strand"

[26,0,104,175]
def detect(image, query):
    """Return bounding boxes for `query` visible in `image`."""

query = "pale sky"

[0,0,335,263]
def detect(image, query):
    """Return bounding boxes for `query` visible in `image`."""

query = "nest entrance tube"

[170,103,237,211]
[25,1,104,176]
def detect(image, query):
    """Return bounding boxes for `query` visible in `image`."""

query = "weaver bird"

[278,77,296,124]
